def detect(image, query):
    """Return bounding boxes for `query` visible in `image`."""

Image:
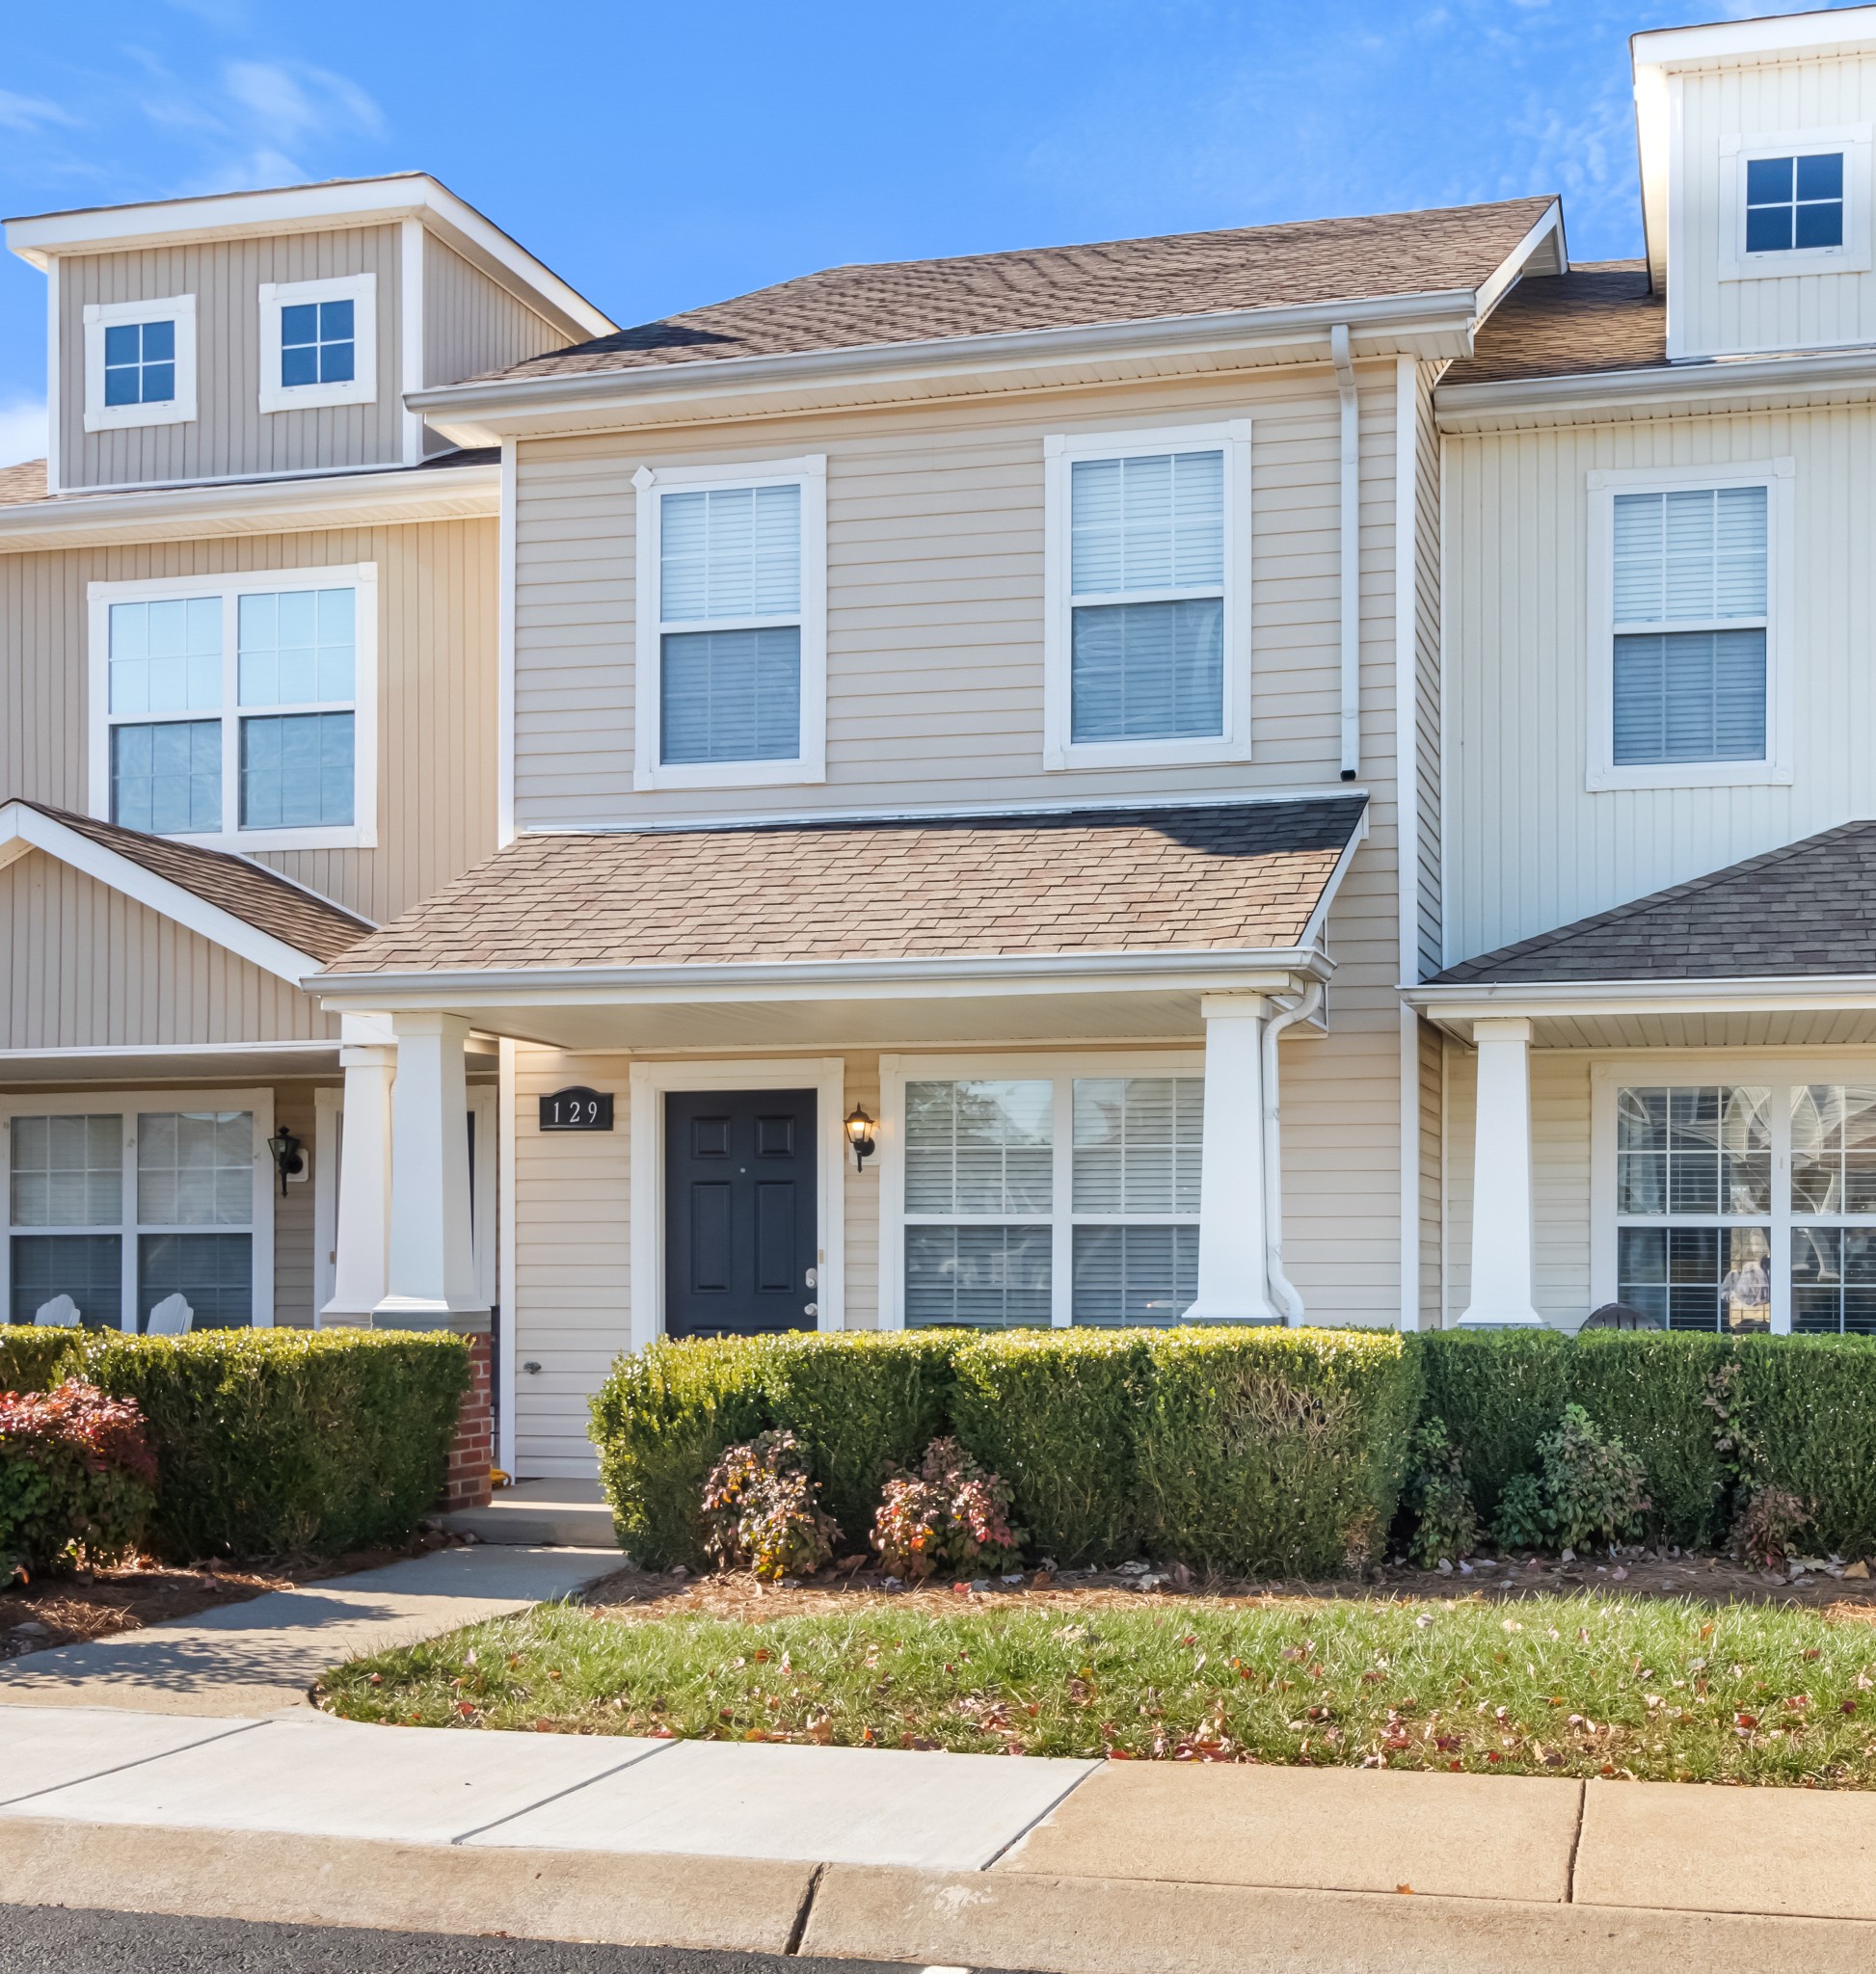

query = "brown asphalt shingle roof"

[322,799,1367,977]
[470,199,1557,385]
[1440,262,1665,387]
[0,459,47,505]
[13,800,372,964]
[1431,824,1876,986]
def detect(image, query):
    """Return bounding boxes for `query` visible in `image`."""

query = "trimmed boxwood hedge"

[589,1325,1422,1575]
[0,1327,87,1396]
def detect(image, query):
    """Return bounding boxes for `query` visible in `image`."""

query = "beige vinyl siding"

[272,1079,321,1324]
[1411,359,1443,980]
[61,227,404,488]
[422,236,566,393]
[0,854,333,1049]
[0,519,497,926]
[1444,401,1876,968]
[1673,52,1876,359]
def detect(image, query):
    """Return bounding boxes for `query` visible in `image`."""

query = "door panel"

[665,1089,817,1338]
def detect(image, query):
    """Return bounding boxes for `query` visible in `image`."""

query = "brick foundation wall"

[442,1329,494,1510]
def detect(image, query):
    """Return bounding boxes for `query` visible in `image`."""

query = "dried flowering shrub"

[872,1435,1025,1580]
[0,1378,159,1579]
[701,1428,840,1582]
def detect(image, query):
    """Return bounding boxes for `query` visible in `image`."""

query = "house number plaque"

[539,1087,614,1132]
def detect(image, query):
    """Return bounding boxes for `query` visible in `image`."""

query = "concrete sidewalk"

[1,1705,1874,1970]
[0,1546,616,1715]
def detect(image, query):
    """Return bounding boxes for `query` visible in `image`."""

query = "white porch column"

[319,1039,394,1326]
[1462,1016,1543,1327]
[1184,994,1280,1324]
[375,1010,488,1326]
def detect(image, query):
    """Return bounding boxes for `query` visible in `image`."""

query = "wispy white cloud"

[0,399,48,469]
[221,60,383,145]
[0,88,81,134]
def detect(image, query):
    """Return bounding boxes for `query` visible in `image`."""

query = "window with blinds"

[1069,449,1224,743]
[658,483,803,764]
[1610,487,1768,765]
[899,1073,1202,1328]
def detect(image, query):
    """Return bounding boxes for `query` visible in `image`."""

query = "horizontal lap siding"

[272,1079,322,1325]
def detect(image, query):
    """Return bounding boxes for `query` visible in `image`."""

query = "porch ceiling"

[1420,1002,1876,1053]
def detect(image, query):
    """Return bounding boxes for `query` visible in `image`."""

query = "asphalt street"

[0,1906,1022,1974]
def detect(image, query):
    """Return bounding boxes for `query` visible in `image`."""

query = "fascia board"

[1631,9,1876,71]
[0,801,321,983]
[0,463,499,553]
[1299,805,1371,949]
[1472,201,1568,322]
[1407,975,1876,1020]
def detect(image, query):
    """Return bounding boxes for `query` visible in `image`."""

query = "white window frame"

[627,1058,845,1350]
[0,1086,276,1332]
[877,1050,1204,1329]
[87,563,380,852]
[1585,459,1794,792]
[257,272,378,413]
[630,454,827,791]
[1042,420,1252,772]
[1720,125,1872,281]
[1590,1054,1876,1337]
[83,293,197,434]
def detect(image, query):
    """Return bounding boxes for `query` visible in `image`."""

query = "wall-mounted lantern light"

[266,1128,304,1196]
[844,1105,876,1172]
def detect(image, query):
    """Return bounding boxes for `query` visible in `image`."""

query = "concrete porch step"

[441,1479,618,1550]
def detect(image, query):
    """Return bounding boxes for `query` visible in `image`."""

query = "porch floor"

[441,1478,616,1550]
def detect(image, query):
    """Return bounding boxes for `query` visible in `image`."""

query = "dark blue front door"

[664,1089,817,1338]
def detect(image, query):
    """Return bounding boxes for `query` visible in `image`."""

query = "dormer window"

[82,295,197,434]
[1746,152,1843,253]
[1722,127,1869,282]
[257,273,376,413]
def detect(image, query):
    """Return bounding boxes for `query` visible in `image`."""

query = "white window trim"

[1719,125,1872,281]
[1585,459,1794,792]
[83,293,197,434]
[257,272,378,413]
[0,1086,276,1332]
[630,454,828,791]
[87,563,380,853]
[1590,1052,1876,1337]
[877,1049,1204,1330]
[1042,420,1253,772]
[627,1057,845,1350]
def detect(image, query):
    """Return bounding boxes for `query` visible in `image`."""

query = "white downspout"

[1263,978,1326,1323]
[1330,323,1360,780]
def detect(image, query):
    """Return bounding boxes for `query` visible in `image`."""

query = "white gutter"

[1262,977,1325,1322]
[1407,974,1876,1025]
[1330,323,1361,778]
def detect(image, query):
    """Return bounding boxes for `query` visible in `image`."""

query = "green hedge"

[0,1328,86,1396]
[1735,1335,1876,1557]
[590,1325,1421,1575]
[83,1328,470,1560]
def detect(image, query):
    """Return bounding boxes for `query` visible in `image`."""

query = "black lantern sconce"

[844,1105,876,1172]
[266,1128,305,1196]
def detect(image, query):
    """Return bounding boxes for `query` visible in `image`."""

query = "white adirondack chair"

[33,1294,80,1327]
[145,1294,194,1336]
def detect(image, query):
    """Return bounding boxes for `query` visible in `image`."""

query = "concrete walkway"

[0,1546,615,1715]
[2,1704,1875,1970]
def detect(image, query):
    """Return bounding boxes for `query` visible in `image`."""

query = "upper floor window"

[1586,463,1792,791]
[82,295,197,435]
[1044,421,1252,771]
[1746,152,1844,253]
[87,566,379,851]
[631,455,827,790]
[257,273,376,413]
[1723,127,1869,280]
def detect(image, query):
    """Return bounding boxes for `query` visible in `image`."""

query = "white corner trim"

[1041,416,1253,773]
[0,800,327,983]
[258,272,378,414]
[631,453,828,792]
[627,1056,845,1350]
[1393,356,1422,1333]
[400,217,425,466]
[496,1036,518,1474]
[496,440,518,846]
[82,293,197,434]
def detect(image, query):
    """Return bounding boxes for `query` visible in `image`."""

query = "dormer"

[1635,6,1876,360]
[5,173,613,495]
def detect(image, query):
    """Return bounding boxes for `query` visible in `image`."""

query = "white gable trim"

[0,801,327,983]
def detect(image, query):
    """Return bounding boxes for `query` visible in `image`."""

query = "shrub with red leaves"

[872,1436,1025,1581]
[0,1378,158,1579]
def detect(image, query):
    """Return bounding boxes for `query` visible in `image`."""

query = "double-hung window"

[257,274,377,413]
[1044,422,1251,770]
[83,295,197,434]
[90,566,378,849]
[2,1093,273,1332]
[883,1055,1204,1328]
[632,455,827,789]
[1588,464,1791,789]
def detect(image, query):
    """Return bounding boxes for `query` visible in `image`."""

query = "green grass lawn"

[318,1590,1876,1786]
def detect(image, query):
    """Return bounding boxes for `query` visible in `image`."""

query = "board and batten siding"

[1672,51,1876,359]
[60,227,405,488]
[1443,401,1876,967]
[421,236,566,396]
[0,519,497,928]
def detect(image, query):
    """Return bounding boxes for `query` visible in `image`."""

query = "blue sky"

[0,1,1855,465]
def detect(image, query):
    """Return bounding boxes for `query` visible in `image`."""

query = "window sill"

[258,379,377,414]
[632,758,825,793]
[1587,761,1793,792]
[84,401,196,434]
[1044,734,1250,773]
[1719,249,1870,281]
[143,823,377,853]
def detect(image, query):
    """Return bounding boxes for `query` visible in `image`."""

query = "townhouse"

[2,8,1869,1483]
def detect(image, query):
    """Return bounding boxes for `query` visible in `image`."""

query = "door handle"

[803,1302,818,1318]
